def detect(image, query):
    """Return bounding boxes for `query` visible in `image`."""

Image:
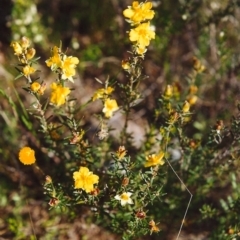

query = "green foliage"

[10,0,47,44]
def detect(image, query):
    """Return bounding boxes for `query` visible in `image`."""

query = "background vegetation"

[1,0,240,239]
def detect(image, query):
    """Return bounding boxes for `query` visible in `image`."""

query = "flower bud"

[164,85,173,98]
[187,95,198,105]
[45,175,52,184]
[26,48,36,60]
[193,56,205,73]
[23,65,36,76]
[31,82,41,93]
[136,46,146,55]
[20,36,30,49]
[189,85,198,95]
[10,41,23,55]
[38,82,47,95]
[49,197,59,207]
[182,101,190,113]
[116,146,127,160]
[122,60,130,70]
[189,140,197,149]
[122,177,129,186]
[90,188,100,196]
[215,120,224,131]
[136,210,146,219]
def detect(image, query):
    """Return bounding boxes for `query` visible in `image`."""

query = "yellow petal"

[123,9,134,18]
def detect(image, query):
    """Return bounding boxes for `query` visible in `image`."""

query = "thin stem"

[165,158,193,240]
[164,123,193,240]
[121,105,130,145]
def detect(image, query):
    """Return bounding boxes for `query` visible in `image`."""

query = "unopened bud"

[10,41,23,55]
[189,85,198,95]
[90,188,100,196]
[20,36,30,49]
[116,146,127,160]
[45,175,52,184]
[38,82,47,95]
[122,177,129,186]
[193,56,205,73]
[122,60,130,70]
[215,120,224,131]
[187,95,198,105]
[164,85,173,98]
[182,101,190,113]
[26,48,36,60]
[49,197,59,207]
[136,210,146,219]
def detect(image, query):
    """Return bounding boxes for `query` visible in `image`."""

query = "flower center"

[121,193,129,201]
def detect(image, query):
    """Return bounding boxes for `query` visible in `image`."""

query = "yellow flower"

[115,192,133,206]
[30,82,47,95]
[149,220,160,234]
[123,1,155,24]
[46,46,62,70]
[92,87,114,101]
[10,37,32,57]
[23,65,36,76]
[10,41,23,55]
[50,82,71,106]
[73,167,99,193]
[116,146,127,160]
[103,86,114,95]
[129,22,155,48]
[31,82,41,92]
[102,98,119,118]
[19,147,36,165]
[46,47,79,82]
[92,89,105,101]
[61,56,79,81]
[144,152,165,167]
